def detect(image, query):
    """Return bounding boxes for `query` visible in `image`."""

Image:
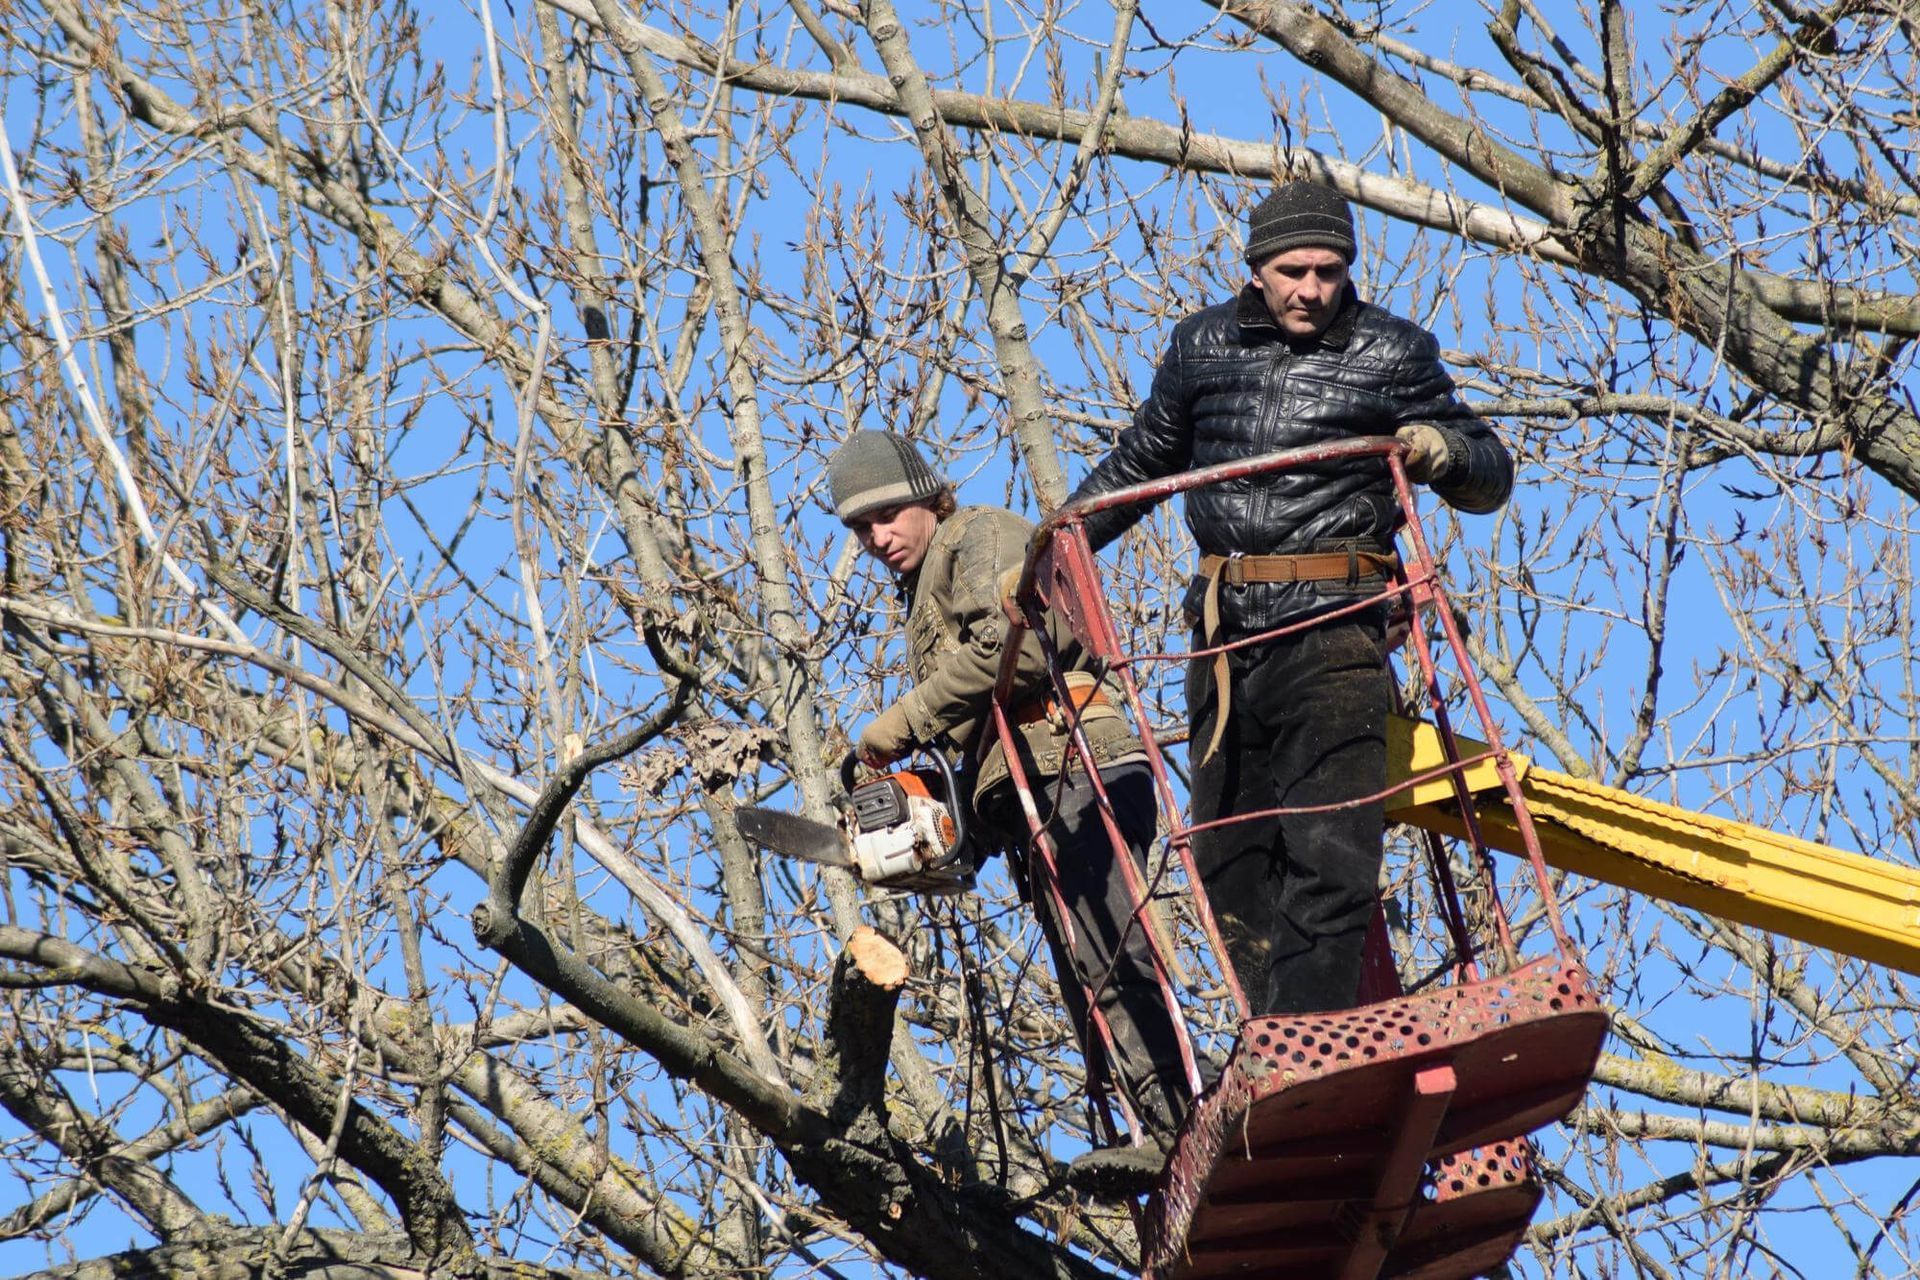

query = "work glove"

[997,565,1025,623]
[858,701,916,770]
[1394,423,1450,484]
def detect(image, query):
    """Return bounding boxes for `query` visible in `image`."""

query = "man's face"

[1251,247,1350,339]
[848,501,940,575]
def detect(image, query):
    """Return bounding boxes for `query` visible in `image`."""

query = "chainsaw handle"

[923,748,968,858]
[839,747,970,859]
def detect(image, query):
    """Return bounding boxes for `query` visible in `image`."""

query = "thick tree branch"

[1591,1050,1919,1137]
[0,1044,205,1239]
[18,1229,598,1280]
[0,930,475,1264]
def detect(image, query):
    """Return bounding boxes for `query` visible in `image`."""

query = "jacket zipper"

[1249,342,1288,548]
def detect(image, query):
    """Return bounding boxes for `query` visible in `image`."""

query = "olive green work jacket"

[888,505,1142,806]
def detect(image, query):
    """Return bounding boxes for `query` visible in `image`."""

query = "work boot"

[1065,1078,1185,1198]
[1065,1130,1175,1197]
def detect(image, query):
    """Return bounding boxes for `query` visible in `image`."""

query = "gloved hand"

[997,565,1024,622]
[858,701,916,770]
[1395,423,1450,484]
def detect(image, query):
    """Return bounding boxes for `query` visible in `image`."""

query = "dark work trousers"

[1185,621,1390,1017]
[985,762,1192,1135]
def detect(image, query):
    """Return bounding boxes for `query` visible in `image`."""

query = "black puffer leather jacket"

[1070,285,1512,637]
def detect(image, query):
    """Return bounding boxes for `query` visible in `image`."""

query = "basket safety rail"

[988,438,1609,1280]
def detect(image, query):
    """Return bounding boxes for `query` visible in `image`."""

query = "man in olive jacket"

[829,430,1191,1177]
[1067,181,1514,1022]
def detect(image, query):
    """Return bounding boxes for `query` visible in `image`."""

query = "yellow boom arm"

[1386,717,1920,976]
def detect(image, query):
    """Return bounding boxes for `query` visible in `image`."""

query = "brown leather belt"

[1198,549,1400,586]
[1195,550,1400,763]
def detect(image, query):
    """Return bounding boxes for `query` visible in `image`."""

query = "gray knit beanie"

[1245,181,1357,265]
[827,431,949,522]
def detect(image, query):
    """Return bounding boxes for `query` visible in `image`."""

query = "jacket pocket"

[906,603,949,680]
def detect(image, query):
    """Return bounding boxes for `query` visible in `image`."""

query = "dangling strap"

[1197,554,1234,766]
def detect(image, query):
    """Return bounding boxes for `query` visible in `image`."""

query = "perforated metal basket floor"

[1141,956,1607,1279]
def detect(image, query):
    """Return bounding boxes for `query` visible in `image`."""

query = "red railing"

[988,436,1580,1143]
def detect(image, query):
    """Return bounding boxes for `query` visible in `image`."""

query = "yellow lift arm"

[1385,717,1920,976]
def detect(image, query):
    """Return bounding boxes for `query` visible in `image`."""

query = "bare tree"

[0,0,1914,1277]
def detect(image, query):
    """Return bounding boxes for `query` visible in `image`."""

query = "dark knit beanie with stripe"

[828,431,949,522]
[1245,181,1357,265]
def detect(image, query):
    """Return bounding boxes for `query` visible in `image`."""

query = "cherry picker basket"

[988,438,1608,1280]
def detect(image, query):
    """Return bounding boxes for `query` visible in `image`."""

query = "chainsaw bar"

[735,808,855,869]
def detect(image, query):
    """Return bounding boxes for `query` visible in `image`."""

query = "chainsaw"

[735,751,975,894]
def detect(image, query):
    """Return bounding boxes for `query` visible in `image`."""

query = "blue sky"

[1,0,1914,1276]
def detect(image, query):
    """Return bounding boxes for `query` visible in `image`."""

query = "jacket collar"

[1234,282,1361,352]
[896,507,964,599]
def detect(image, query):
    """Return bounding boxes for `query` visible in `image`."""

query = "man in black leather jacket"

[1066,181,1513,1021]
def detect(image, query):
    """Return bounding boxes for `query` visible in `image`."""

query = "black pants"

[986,762,1192,1134]
[1185,621,1389,1017]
